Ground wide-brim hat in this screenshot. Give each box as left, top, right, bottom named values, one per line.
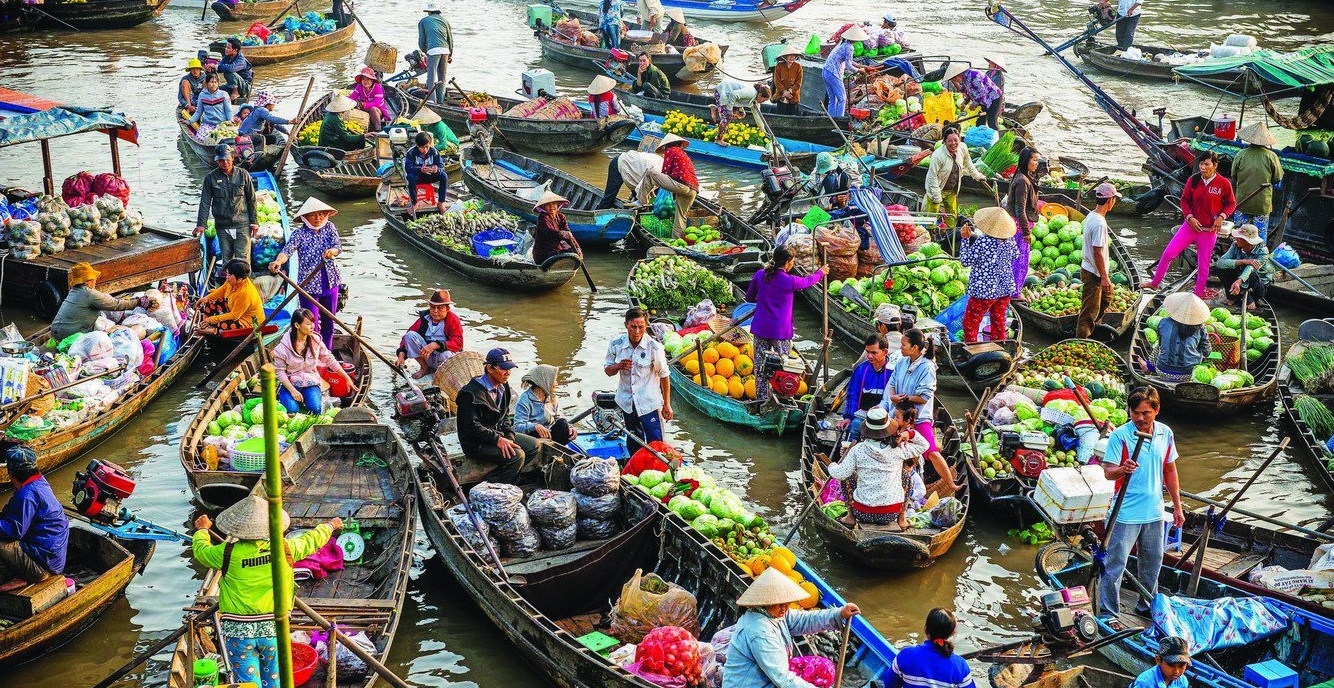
left=423, top=0, right=441, bottom=11
left=984, top=54, right=1007, bottom=72
left=69, top=261, right=101, bottom=287
left=413, top=106, right=441, bottom=125
left=813, top=151, right=837, bottom=174
left=186, top=58, right=203, bottom=70
left=943, top=62, right=969, bottom=81
left=841, top=25, right=869, bottom=42
left=1238, top=121, right=1277, bottom=147
left=588, top=75, right=617, bottom=95
left=325, top=93, right=357, bottom=113
left=216, top=495, right=289, bottom=540
left=533, top=189, right=569, bottom=211
left=778, top=45, right=802, bottom=59
left=882, top=12, right=896, bottom=25
left=974, top=206, right=1017, bottom=239
left=1229, top=223, right=1264, bottom=246
left=1163, top=291, right=1210, bottom=326
left=428, top=289, right=455, bottom=306
left=665, top=7, right=686, bottom=24
left=655, top=133, right=690, bottom=151
left=295, top=197, right=337, bottom=220
left=737, top=567, right=811, bottom=607
left=357, top=66, right=380, bottom=82
left=861, top=407, right=893, bottom=440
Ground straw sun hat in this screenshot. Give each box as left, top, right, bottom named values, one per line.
left=973, top=206, right=1017, bottom=239
left=532, top=189, right=569, bottom=211
left=587, top=75, right=617, bottom=95
left=325, top=93, right=357, bottom=113
left=860, top=407, right=894, bottom=440
left=841, top=25, right=869, bottom=42
left=943, top=62, right=969, bottom=81
left=1162, top=291, right=1211, bottom=326
left=216, top=495, right=290, bottom=540
left=295, top=197, right=337, bottom=220
left=413, top=106, right=441, bottom=125
left=655, top=133, right=690, bottom=151
left=778, top=45, right=802, bottom=59
left=1238, top=121, right=1277, bottom=147
left=736, top=567, right=811, bottom=607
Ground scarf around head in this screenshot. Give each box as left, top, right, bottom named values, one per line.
left=522, top=364, right=558, bottom=396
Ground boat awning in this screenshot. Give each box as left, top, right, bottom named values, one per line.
left=1191, top=134, right=1334, bottom=178
left=0, top=87, right=138, bottom=148
left=1174, top=46, right=1334, bottom=89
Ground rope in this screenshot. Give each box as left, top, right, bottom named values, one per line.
left=1263, top=84, right=1334, bottom=129
left=714, top=67, right=772, bottom=84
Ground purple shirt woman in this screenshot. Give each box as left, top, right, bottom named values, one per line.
left=270, top=197, right=343, bottom=349
left=744, top=245, right=825, bottom=402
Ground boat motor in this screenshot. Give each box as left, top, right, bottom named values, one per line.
left=999, top=430, right=1049, bottom=478
left=72, top=459, right=136, bottom=524
left=759, top=350, right=806, bottom=397
left=1037, top=587, right=1098, bottom=644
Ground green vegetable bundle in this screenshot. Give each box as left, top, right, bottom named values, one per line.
left=628, top=256, right=733, bottom=314
left=1287, top=344, right=1334, bottom=393
left=980, top=131, right=1019, bottom=177
left=1295, top=394, right=1334, bottom=440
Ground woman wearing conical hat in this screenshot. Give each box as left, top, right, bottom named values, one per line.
left=269, top=197, right=344, bottom=349
left=531, top=189, right=583, bottom=265
left=723, top=567, right=859, bottom=687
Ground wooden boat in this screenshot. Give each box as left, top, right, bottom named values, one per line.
left=895, top=160, right=1161, bottom=218
left=1037, top=545, right=1334, bottom=688
left=1012, top=227, right=1145, bottom=339
left=167, top=414, right=416, bottom=688
left=212, top=0, right=331, bottom=21
left=631, top=197, right=768, bottom=283
left=1074, top=41, right=1255, bottom=95
left=1276, top=331, right=1334, bottom=492
left=0, top=0, right=168, bottom=32
left=618, top=88, right=852, bottom=146
left=535, top=10, right=727, bottom=86
left=0, top=528, right=154, bottom=667
left=0, top=325, right=203, bottom=486
left=548, top=0, right=812, bottom=22
left=1127, top=292, right=1280, bottom=416
left=621, top=111, right=829, bottom=170
left=410, top=85, right=635, bottom=155
left=177, top=114, right=285, bottom=172
left=1269, top=263, right=1334, bottom=315
left=462, top=148, right=636, bottom=247
left=800, top=368, right=970, bottom=569
left=207, top=19, right=356, bottom=66
left=411, top=438, right=905, bottom=688
left=179, top=327, right=373, bottom=512
left=376, top=182, right=583, bottom=292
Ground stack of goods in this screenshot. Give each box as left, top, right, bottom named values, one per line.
left=406, top=200, right=521, bottom=254
left=470, top=482, right=542, bottom=558
left=196, top=120, right=241, bottom=146
left=61, top=171, right=131, bottom=208
left=1011, top=340, right=1128, bottom=400
left=447, top=503, right=498, bottom=554
left=829, top=242, right=969, bottom=319
left=606, top=569, right=709, bottom=683
left=526, top=489, right=578, bottom=550
left=1019, top=210, right=1137, bottom=316
left=571, top=456, right=623, bottom=539
left=298, top=113, right=366, bottom=146
left=967, top=385, right=1129, bottom=485
left=35, top=195, right=71, bottom=254
left=251, top=190, right=285, bottom=267
left=231, top=11, right=337, bottom=45
left=627, top=256, right=733, bottom=314
left=1287, top=344, right=1334, bottom=464
left=503, top=96, right=582, bottom=121
left=661, top=110, right=769, bottom=148
left=1208, top=34, right=1259, bottom=59
left=649, top=219, right=732, bottom=252
left=973, top=131, right=1021, bottom=179
left=91, top=196, right=127, bottom=242
left=66, top=204, right=101, bottom=249
left=673, top=336, right=773, bottom=401
left=6, top=216, right=41, bottom=260
left=1144, top=305, right=1274, bottom=384
left=200, top=372, right=343, bottom=469
left=551, top=16, right=598, bottom=47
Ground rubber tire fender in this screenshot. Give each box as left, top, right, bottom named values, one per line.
left=301, top=149, right=339, bottom=171
left=34, top=280, right=64, bottom=320
left=958, top=349, right=1012, bottom=384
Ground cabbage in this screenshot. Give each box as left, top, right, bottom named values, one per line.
left=668, top=495, right=693, bottom=514
left=691, top=514, right=719, bottom=537
left=217, top=410, right=242, bottom=429
left=1191, top=365, right=1216, bottom=384
left=1210, top=307, right=1229, bottom=321
left=649, top=482, right=673, bottom=499
left=207, top=421, right=222, bottom=436
left=920, top=242, right=942, bottom=258
left=1015, top=404, right=1039, bottom=421
left=709, top=493, right=745, bottom=520
left=692, top=487, right=718, bottom=507
left=223, top=425, right=249, bottom=440
left=679, top=500, right=707, bottom=520
left=716, top=517, right=737, bottom=534
left=1223, top=314, right=1242, bottom=329
left=929, top=265, right=953, bottom=285
left=942, top=280, right=966, bottom=298
left=1047, top=215, right=1068, bottom=230
left=673, top=465, right=717, bottom=489
left=638, top=470, right=667, bottom=488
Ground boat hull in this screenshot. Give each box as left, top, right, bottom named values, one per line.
left=208, top=20, right=355, bottom=65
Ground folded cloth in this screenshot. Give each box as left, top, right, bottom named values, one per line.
left=293, top=537, right=346, bottom=581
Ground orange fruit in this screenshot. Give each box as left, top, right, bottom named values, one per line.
left=797, top=379, right=809, bottom=396
left=767, top=554, right=794, bottom=575
left=710, top=377, right=730, bottom=396
left=717, top=341, right=739, bottom=360
left=702, top=347, right=720, bottom=364
left=770, top=546, right=797, bottom=571
left=747, top=556, right=769, bottom=577
left=740, top=342, right=754, bottom=359
left=798, top=581, right=820, bottom=609
left=744, top=378, right=757, bottom=400
left=680, top=351, right=700, bottom=368
left=692, top=373, right=703, bottom=386
left=715, top=358, right=735, bottom=378
left=727, top=378, right=745, bottom=399
left=703, top=361, right=716, bottom=379
left=784, top=570, right=805, bottom=584
left=683, top=358, right=700, bottom=376
left=735, top=355, right=754, bottom=376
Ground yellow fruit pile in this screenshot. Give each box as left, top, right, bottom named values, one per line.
left=679, top=340, right=757, bottom=400
left=747, top=547, right=820, bottom=609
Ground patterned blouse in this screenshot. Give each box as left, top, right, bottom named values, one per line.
left=281, top=221, right=342, bottom=294
left=960, top=234, right=1019, bottom=299
left=660, top=146, right=699, bottom=190
left=960, top=68, right=1002, bottom=108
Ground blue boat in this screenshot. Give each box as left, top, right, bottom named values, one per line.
left=199, top=171, right=294, bottom=342
left=461, top=148, right=635, bottom=247
left=794, top=558, right=899, bottom=681
left=547, top=0, right=812, bottom=22
left=623, top=112, right=831, bottom=170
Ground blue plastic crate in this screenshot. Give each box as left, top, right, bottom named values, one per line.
left=1243, top=660, right=1297, bottom=688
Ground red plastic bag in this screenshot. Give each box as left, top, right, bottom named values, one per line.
left=1041, top=387, right=1089, bottom=407
left=62, top=171, right=94, bottom=207
left=625, top=662, right=687, bottom=688
left=623, top=441, right=682, bottom=477
left=91, top=173, right=131, bottom=207
left=246, top=21, right=271, bottom=41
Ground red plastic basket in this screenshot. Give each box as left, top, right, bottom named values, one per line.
left=291, top=642, right=318, bottom=686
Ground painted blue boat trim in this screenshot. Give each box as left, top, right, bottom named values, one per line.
left=794, top=558, right=898, bottom=682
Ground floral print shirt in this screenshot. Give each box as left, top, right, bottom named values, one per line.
left=281, top=222, right=342, bottom=294
left=960, top=234, right=1018, bottom=299
left=960, top=68, right=1002, bottom=108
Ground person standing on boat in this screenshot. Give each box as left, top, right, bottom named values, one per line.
left=958, top=207, right=1019, bottom=343
left=180, top=58, right=206, bottom=115
left=925, top=127, right=987, bottom=229
left=587, top=75, right=622, bottom=119
left=198, top=260, right=266, bottom=335
left=269, top=197, right=344, bottom=349
left=887, top=609, right=977, bottom=688
left=318, top=94, right=366, bottom=152
left=458, top=348, right=540, bottom=484
left=771, top=45, right=804, bottom=115
left=632, top=52, right=672, bottom=98
left=822, top=25, right=869, bottom=118
left=1151, top=292, right=1210, bottom=377
left=195, top=145, right=258, bottom=269
left=724, top=567, right=859, bottom=688
left=217, top=38, right=254, bottom=102
left=1143, top=151, right=1236, bottom=298
left=656, top=134, right=699, bottom=233
left=597, top=0, right=625, bottom=50
left=1098, top=386, right=1184, bottom=618
left=1213, top=223, right=1271, bottom=306
left=877, top=329, right=958, bottom=488
left=395, top=289, right=463, bottom=377
left=192, top=496, right=340, bottom=688
left=1078, top=183, right=1121, bottom=339
left=419, top=2, right=454, bottom=104
left=349, top=67, right=389, bottom=132
left=596, top=150, right=672, bottom=208
left=0, top=445, right=68, bottom=585
left=1114, top=0, right=1142, bottom=52
left=272, top=308, right=356, bottom=414
left=827, top=407, right=928, bottom=529
left=745, top=246, right=826, bottom=404
left=636, top=0, right=663, bottom=32
left=711, top=81, right=769, bottom=147
left=51, top=263, right=149, bottom=341
left=514, top=364, right=577, bottom=445
left=838, top=334, right=896, bottom=440
left=662, top=8, right=695, bottom=48
left=531, top=190, right=583, bottom=265
left=944, top=61, right=1005, bottom=135
left=189, top=74, right=235, bottom=128
left=1230, top=121, right=1283, bottom=240
left=1131, top=637, right=1191, bottom=688
left=605, top=307, right=673, bottom=457
left=237, top=92, right=290, bottom=145
left=1005, top=147, right=1041, bottom=298
left=403, top=132, right=449, bottom=217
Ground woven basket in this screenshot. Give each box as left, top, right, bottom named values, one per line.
left=433, top=351, right=486, bottom=415
left=230, top=438, right=267, bottom=473
left=1209, top=333, right=1240, bottom=371
left=26, top=373, right=53, bottom=416
left=365, top=42, right=398, bottom=74
left=707, top=315, right=752, bottom=344
left=1040, top=406, right=1075, bottom=426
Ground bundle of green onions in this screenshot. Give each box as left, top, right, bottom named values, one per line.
left=977, top=131, right=1019, bottom=179
left=1285, top=344, right=1334, bottom=393
left=1294, top=394, right=1334, bottom=442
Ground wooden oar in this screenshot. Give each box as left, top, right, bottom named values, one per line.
left=418, top=430, right=510, bottom=577
left=293, top=597, right=411, bottom=688
left=832, top=617, right=853, bottom=688
left=91, top=603, right=219, bottom=688
left=1179, top=489, right=1334, bottom=541
left=273, top=76, right=314, bottom=177
left=784, top=423, right=847, bottom=546
left=264, top=0, right=304, bottom=27
left=0, top=365, right=127, bottom=416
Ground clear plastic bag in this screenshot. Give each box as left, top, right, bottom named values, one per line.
left=574, top=491, right=620, bottom=520
left=577, top=516, right=621, bottom=540
left=527, top=489, right=578, bottom=528
left=537, top=522, right=577, bottom=550
left=470, top=481, right=525, bottom=523
left=447, top=504, right=496, bottom=554
left=570, top=456, right=621, bottom=497
left=500, top=525, right=542, bottom=558
left=608, top=569, right=699, bottom=643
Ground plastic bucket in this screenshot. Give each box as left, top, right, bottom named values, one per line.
left=193, top=658, right=219, bottom=686
left=1212, top=114, right=1236, bottom=140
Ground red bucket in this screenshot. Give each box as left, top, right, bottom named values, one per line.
left=320, top=365, right=351, bottom=398
left=290, top=642, right=318, bottom=686
left=1212, top=114, right=1236, bottom=140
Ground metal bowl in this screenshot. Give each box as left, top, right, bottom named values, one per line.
left=1, top=341, right=33, bottom=356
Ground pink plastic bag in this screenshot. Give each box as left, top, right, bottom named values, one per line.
left=789, top=655, right=837, bottom=688
left=625, top=662, right=688, bottom=688
left=62, top=171, right=94, bottom=207
left=91, top=173, right=131, bottom=206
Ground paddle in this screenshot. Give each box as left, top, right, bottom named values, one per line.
left=838, top=282, right=873, bottom=313
left=1088, top=428, right=1152, bottom=613
left=785, top=422, right=847, bottom=546
left=201, top=0, right=209, bottom=21
left=91, top=603, right=220, bottom=688
left=293, top=598, right=411, bottom=688
left=577, top=256, right=598, bottom=293
left=1177, top=437, right=1290, bottom=596
left=0, top=365, right=127, bottom=417
left=273, top=75, right=315, bottom=177
left=265, top=0, right=304, bottom=28
left=1270, top=259, right=1325, bottom=300
left=832, top=617, right=853, bottom=688
left=1177, top=489, right=1333, bottom=540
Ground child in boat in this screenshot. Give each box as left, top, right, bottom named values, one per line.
left=826, top=407, right=928, bottom=528
left=1130, top=636, right=1191, bottom=688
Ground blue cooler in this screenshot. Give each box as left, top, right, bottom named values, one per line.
left=1243, top=661, right=1298, bottom=688
left=572, top=434, right=629, bottom=462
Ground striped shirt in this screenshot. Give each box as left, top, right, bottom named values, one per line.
left=887, top=642, right=976, bottom=688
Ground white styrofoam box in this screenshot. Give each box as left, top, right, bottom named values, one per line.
left=1035, top=466, right=1115, bottom=525
left=1080, top=464, right=1114, bottom=511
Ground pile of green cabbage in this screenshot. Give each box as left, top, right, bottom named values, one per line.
left=1145, top=306, right=1274, bottom=363
left=624, top=465, right=769, bottom=539
left=1189, top=364, right=1256, bottom=390
left=829, top=242, right=969, bottom=319
left=204, top=396, right=338, bottom=445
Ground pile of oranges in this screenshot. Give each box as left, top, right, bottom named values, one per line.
left=679, top=340, right=758, bottom=400
left=745, top=546, right=820, bottom=609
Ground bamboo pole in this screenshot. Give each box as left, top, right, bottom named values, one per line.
left=274, top=76, right=315, bottom=177
left=261, top=363, right=296, bottom=688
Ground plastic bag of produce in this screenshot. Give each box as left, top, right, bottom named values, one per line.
left=447, top=504, right=496, bottom=553
left=68, top=331, right=115, bottom=362
left=526, top=489, right=578, bottom=528
left=108, top=328, right=144, bottom=369
left=625, top=662, right=688, bottom=688
left=499, top=525, right=542, bottom=558
left=62, top=171, right=94, bottom=207
left=93, top=217, right=118, bottom=242
left=67, top=226, right=92, bottom=249
left=653, top=188, right=676, bottom=220
left=7, top=219, right=40, bottom=244
left=683, top=300, right=717, bottom=329
left=6, top=414, right=54, bottom=441
left=789, top=656, right=837, bottom=688
left=117, top=209, right=144, bottom=237
left=570, top=456, right=621, bottom=497
left=609, top=569, right=699, bottom=643
left=94, top=195, right=126, bottom=223
left=635, top=626, right=702, bottom=682
left=468, top=481, right=527, bottom=530
left=38, top=208, right=71, bottom=238
left=537, top=522, right=577, bottom=550
left=577, top=516, right=621, bottom=539
left=1272, top=242, right=1301, bottom=270
left=574, top=491, right=620, bottom=520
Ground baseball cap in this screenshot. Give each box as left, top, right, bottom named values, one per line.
left=5, top=444, right=38, bottom=474
left=485, top=348, right=518, bottom=370
left=1157, top=636, right=1190, bottom=664
left=1094, top=182, right=1123, bottom=199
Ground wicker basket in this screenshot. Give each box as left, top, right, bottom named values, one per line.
left=365, top=42, right=398, bottom=74
left=1209, top=333, right=1240, bottom=371
left=433, top=351, right=486, bottom=415
left=707, top=315, right=752, bottom=344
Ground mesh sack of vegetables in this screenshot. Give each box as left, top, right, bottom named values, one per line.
left=526, top=489, right=578, bottom=528
left=500, top=524, right=542, bottom=558
left=820, top=223, right=861, bottom=281
left=39, top=234, right=64, bottom=255
left=577, top=515, right=621, bottom=540
left=447, top=504, right=497, bottom=554
left=62, top=171, right=94, bottom=207
left=789, top=656, right=837, bottom=688
left=635, top=626, right=703, bottom=682
left=609, top=569, right=700, bottom=643
left=537, top=522, right=577, bottom=550
left=574, top=490, right=620, bottom=520
left=571, top=456, right=621, bottom=497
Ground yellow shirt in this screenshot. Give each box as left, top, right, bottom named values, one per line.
left=203, top=278, right=266, bottom=326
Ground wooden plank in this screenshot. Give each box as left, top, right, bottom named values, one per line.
left=1216, top=552, right=1267, bottom=579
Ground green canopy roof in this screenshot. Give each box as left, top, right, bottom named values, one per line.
left=1174, top=46, right=1334, bottom=89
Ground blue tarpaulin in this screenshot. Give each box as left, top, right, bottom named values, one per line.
left=1148, top=593, right=1290, bottom=654
left=0, top=106, right=137, bottom=148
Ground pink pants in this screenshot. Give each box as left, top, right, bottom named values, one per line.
left=1149, top=221, right=1219, bottom=297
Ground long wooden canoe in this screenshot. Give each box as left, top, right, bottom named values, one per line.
left=550, top=0, right=811, bottom=22
left=535, top=9, right=728, bottom=85
left=0, top=528, right=153, bottom=667
left=0, top=0, right=167, bottom=32
left=167, top=414, right=416, bottom=688
left=208, top=20, right=356, bottom=66
left=1074, top=41, right=1256, bottom=95
left=1277, top=334, right=1334, bottom=492
left=801, top=368, right=969, bottom=569
left=212, top=0, right=331, bottom=21
left=411, top=86, right=636, bottom=155
left=462, top=148, right=635, bottom=247
left=617, top=88, right=851, bottom=146
left=180, top=326, right=372, bottom=512
left=177, top=115, right=284, bottom=172
left=1269, top=263, right=1334, bottom=315
left=896, top=163, right=1162, bottom=218
left=1013, top=230, right=1144, bottom=339
left=1128, top=292, right=1280, bottom=416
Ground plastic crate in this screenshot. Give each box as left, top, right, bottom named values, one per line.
left=471, top=228, right=517, bottom=257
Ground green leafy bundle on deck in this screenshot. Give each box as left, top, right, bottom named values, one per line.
left=1287, top=344, right=1334, bottom=393
left=407, top=206, right=521, bottom=253
left=628, top=256, right=733, bottom=314
left=976, top=131, right=1019, bottom=178
left=1295, top=394, right=1334, bottom=442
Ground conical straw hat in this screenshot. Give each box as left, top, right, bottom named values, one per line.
left=974, top=206, right=1017, bottom=239
left=841, top=25, right=869, bottom=42
left=1238, top=121, right=1277, bottom=147
left=533, top=189, right=569, bottom=210
left=1162, top=291, right=1210, bottom=326
left=588, top=75, right=617, bottom=95
left=216, top=494, right=289, bottom=540
left=295, top=197, right=337, bottom=219
left=325, top=93, right=357, bottom=113
left=737, top=567, right=810, bottom=606
left=413, top=106, right=441, bottom=124
left=655, top=133, right=690, bottom=151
